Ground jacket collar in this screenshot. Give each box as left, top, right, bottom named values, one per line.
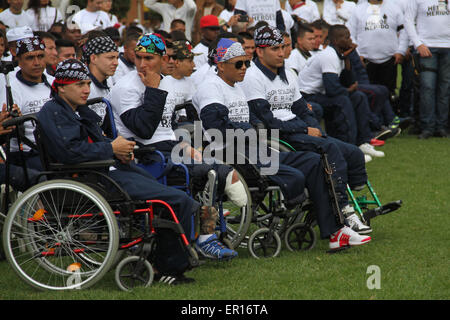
left=52, top=93, right=103, bottom=125
left=88, top=69, right=110, bottom=90
left=254, top=57, right=289, bottom=84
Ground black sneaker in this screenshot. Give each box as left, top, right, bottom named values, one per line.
left=155, top=273, right=196, bottom=285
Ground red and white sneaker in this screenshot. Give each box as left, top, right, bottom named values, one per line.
left=329, top=226, right=371, bottom=251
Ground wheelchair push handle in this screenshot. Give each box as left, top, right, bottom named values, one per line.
left=2, top=113, right=37, bottom=128
left=85, top=97, right=104, bottom=105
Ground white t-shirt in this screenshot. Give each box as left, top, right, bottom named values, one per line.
left=323, top=0, right=356, bottom=25
left=285, top=48, right=309, bottom=74
left=240, top=61, right=301, bottom=122
left=190, top=63, right=217, bottom=90
left=290, top=0, right=321, bottom=23
left=404, top=0, right=450, bottom=49
left=297, top=46, right=344, bottom=95
left=72, top=9, right=112, bottom=34
left=10, top=73, right=53, bottom=151
left=0, top=9, right=34, bottom=29
left=234, top=0, right=281, bottom=27
left=26, top=6, right=63, bottom=32
left=144, top=0, right=197, bottom=41
left=348, top=1, right=409, bottom=63
left=88, top=77, right=113, bottom=121
left=192, top=42, right=208, bottom=70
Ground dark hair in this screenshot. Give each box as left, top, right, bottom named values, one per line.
left=327, top=24, right=349, bottom=43
left=123, top=32, right=141, bottom=46
left=238, top=31, right=253, bottom=40
left=34, top=31, right=56, bottom=41
left=27, top=0, right=53, bottom=23
left=170, top=30, right=187, bottom=41
left=55, top=38, right=76, bottom=52
left=0, top=28, right=8, bottom=57
left=104, top=27, right=121, bottom=41
left=170, top=19, right=186, bottom=29
left=224, top=0, right=235, bottom=12
left=296, top=23, right=314, bottom=39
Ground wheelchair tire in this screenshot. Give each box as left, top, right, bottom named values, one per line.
left=2, top=180, right=119, bottom=290
left=248, top=228, right=281, bottom=259
left=115, top=255, right=154, bottom=292
left=284, top=222, right=317, bottom=252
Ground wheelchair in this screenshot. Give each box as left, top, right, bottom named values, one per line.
left=0, top=113, right=200, bottom=291
left=269, top=138, right=403, bottom=227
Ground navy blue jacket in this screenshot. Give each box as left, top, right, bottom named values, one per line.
left=37, top=95, right=114, bottom=164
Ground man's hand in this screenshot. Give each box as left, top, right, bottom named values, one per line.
left=343, top=43, right=357, bottom=57
left=394, top=53, right=404, bottom=64
left=111, top=135, right=136, bottom=163
left=307, top=127, right=322, bottom=137
left=417, top=44, right=432, bottom=58
left=0, top=103, right=20, bottom=135
left=347, top=82, right=358, bottom=93
left=138, top=69, right=161, bottom=88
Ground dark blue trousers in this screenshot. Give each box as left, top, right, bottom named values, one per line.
left=281, top=133, right=367, bottom=210
left=278, top=151, right=342, bottom=239
left=358, top=84, right=396, bottom=127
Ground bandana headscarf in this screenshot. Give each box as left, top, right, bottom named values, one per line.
left=52, top=59, right=90, bottom=92
left=254, top=25, right=284, bottom=48
left=214, top=38, right=246, bottom=64
left=82, top=36, right=118, bottom=63
left=16, top=36, right=45, bottom=56
left=172, top=40, right=201, bottom=59
left=135, top=33, right=166, bottom=56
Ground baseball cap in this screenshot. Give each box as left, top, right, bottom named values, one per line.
left=200, top=15, right=220, bottom=29
left=172, top=40, right=202, bottom=59
left=6, top=26, right=34, bottom=43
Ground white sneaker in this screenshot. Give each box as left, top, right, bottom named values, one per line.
left=364, top=154, right=372, bottom=163
left=346, top=213, right=372, bottom=234
left=359, top=143, right=385, bottom=158
left=329, top=226, right=371, bottom=250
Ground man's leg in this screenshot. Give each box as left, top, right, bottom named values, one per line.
left=436, top=48, right=450, bottom=135
left=418, top=50, right=439, bottom=136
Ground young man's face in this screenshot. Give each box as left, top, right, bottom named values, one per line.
left=312, top=28, right=323, bottom=50
left=91, top=51, right=119, bottom=77
left=59, top=80, right=91, bottom=108
left=217, top=56, right=250, bottom=84
left=171, top=22, right=186, bottom=34
left=161, top=47, right=176, bottom=75
left=18, top=50, right=46, bottom=81
left=257, top=44, right=285, bottom=70
left=7, top=0, right=24, bottom=12
left=242, top=38, right=255, bottom=59
left=175, top=57, right=195, bottom=77
left=123, top=40, right=137, bottom=64
left=201, top=27, right=220, bottom=42
left=297, top=31, right=315, bottom=52
left=42, top=38, right=58, bottom=66
left=135, top=51, right=164, bottom=75
left=65, top=28, right=82, bottom=44
left=57, top=46, right=76, bottom=63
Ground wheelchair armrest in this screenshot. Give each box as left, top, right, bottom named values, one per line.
left=48, top=159, right=116, bottom=171
left=2, top=113, right=38, bottom=128
left=133, top=145, right=157, bottom=158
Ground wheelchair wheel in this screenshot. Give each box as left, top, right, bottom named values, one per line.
left=2, top=180, right=119, bottom=290
left=284, top=222, right=317, bottom=252
left=248, top=228, right=281, bottom=259
left=221, top=170, right=253, bottom=249
left=115, top=255, right=154, bottom=292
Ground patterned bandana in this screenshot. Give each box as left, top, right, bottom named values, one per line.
left=82, top=36, right=118, bottom=63
left=135, top=33, right=166, bottom=56
left=214, top=38, right=246, bottom=64
left=254, top=25, right=284, bottom=48
left=172, top=40, right=201, bottom=59
left=16, top=36, right=46, bottom=56
left=52, top=59, right=90, bottom=92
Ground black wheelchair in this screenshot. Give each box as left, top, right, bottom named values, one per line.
left=0, top=114, right=199, bottom=291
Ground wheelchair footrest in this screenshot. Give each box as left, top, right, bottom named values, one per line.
left=326, top=245, right=351, bottom=254
left=362, top=200, right=402, bottom=221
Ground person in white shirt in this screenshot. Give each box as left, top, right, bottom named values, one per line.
left=0, top=0, right=34, bottom=30
left=82, top=35, right=118, bottom=132
left=288, top=0, right=321, bottom=23
left=34, top=31, right=58, bottom=78
left=323, top=0, right=356, bottom=26
left=110, top=34, right=242, bottom=261
left=404, top=0, right=450, bottom=139
left=71, top=0, right=113, bottom=35
left=101, top=0, right=119, bottom=27
left=298, top=24, right=385, bottom=160
left=9, top=36, right=53, bottom=170
left=111, top=32, right=140, bottom=85
left=55, top=38, right=76, bottom=63
left=192, top=15, right=220, bottom=69
left=26, top=0, right=64, bottom=32
left=348, top=0, right=408, bottom=99
left=144, top=0, right=197, bottom=41
left=285, top=23, right=316, bottom=75
left=234, top=0, right=286, bottom=31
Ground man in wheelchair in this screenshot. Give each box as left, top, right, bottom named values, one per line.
left=240, top=25, right=372, bottom=235
left=35, top=58, right=202, bottom=285
left=109, top=33, right=244, bottom=261
left=193, top=37, right=371, bottom=251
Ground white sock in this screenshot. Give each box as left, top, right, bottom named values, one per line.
left=224, top=171, right=248, bottom=208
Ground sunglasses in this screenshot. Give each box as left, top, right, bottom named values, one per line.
left=225, top=60, right=251, bottom=69
left=168, top=55, right=178, bottom=61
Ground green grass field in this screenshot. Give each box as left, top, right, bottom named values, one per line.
left=0, top=132, right=449, bottom=301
